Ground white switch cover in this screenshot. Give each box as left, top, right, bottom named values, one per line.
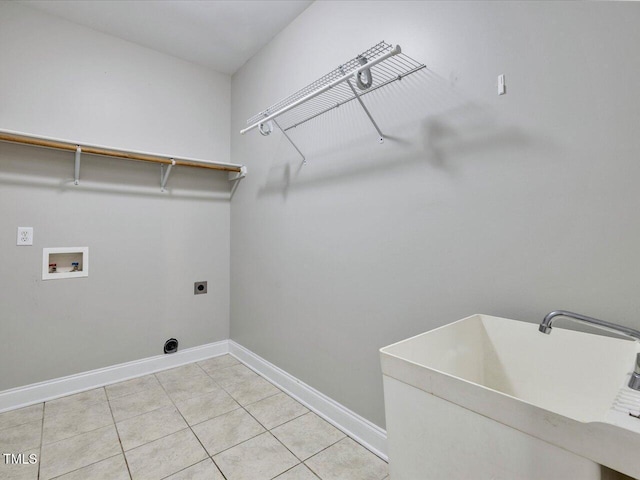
left=498, top=74, right=506, bottom=95
left=17, top=227, right=33, bottom=246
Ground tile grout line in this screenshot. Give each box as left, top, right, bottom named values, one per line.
left=272, top=461, right=322, bottom=480
left=188, top=357, right=300, bottom=477
left=40, top=407, right=341, bottom=479
left=0, top=407, right=43, bottom=433
left=7, top=357, right=247, bottom=479
left=202, top=362, right=282, bottom=406
left=236, top=393, right=346, bottom=478
left=40, top=388, right=126, bottom=479
left=301, top=436, right=349, bottom=469
left=37, top=403, right=44, bottom=480
left=239, top=401, right=307, bottom=471
left=43, top=391, right=110, bottom=418
left=227, top=350, right=389, bottom=464
left=29, top=356, right=382, bottom=480
left=260, top=409, right=311, bottom=433
left=199, top=361, right=325, bottom=480
left=302, top=437, right=388, bottom=480
left=108, top=385, right=174, bottom=424
left=156, top=458, right=220, bottom=480
left=198, top=359, right=282, bottom=465
left=38, top=398, right=119, bottom=448
left=222, top=358, right=388, bottom=477
left=107, top=374, right=212, bottom=425
left=38, top=418, right=116, bottom=449
left=154, top=366, right=230, bottom=480
left=47, top=454, right=122, bottom=480
left=200, top=358, right=368, bottom=480
left=40, top=402, right=115, bottom=447
left=264, top=431, right=308, bottom=480
left=105, top=386, right=134, bottom=480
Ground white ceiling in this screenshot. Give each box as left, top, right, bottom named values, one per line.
left=21, top=0, right=314, bottom=75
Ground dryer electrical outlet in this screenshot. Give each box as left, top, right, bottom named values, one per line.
left=194, top=281, right=207, bottom=295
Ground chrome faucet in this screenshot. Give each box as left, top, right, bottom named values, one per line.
left=540, top=310, right=640, bottom=391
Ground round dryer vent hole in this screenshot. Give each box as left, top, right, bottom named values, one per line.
left=164, top=338, right=178, bottom=354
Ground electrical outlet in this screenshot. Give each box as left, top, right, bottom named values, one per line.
left=17, top=227, right=33, bottom=246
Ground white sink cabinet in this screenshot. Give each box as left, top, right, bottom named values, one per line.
left=380, top=315, right=640, bottom=480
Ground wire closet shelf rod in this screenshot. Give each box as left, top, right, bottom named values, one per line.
left=242, top=41, right=425, bottom=135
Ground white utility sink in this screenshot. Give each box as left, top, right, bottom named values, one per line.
left=381, top=315, right=640, bottom=480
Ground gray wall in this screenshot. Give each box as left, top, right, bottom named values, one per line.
left=0, top=3, right=231, bottom=390
left=230, top=1, right=640, bottom=428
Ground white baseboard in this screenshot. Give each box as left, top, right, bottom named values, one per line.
left=0, top=338, right=388, bottom=461
left=0, top=340, right=229, bottom=414
left=229, top=340, right=388, bottom=461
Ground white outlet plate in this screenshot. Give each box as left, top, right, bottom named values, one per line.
left=17, top=227, right=33, bottom=246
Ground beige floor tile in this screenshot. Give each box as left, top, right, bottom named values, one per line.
left=52, top=454, right=129, bottom=480
left=43, top=401, right=113, bottom=444
left=39, top=425, right=121, bottom=480
left=272, top=412, right=345, bottom=461
left=207, top=364, right=258, bottom=388
left=198, top=355, right=239, bottom=374
left=125, top=428, right=207, bottom=480
left=0, top=420, right=42, bottom=453
left=45, top=389, right=107, bottom=417
left=275, top=464, right=320, bottom=480
left=224, top=376, right=280, bottom=406
left=213, top=432, right=298, bottom=480
left=161, top=374, right=220, bottom=403
left=108, top=384, right=172, bottom=422
left=0, top=404, right=43, bottom=431
left=106, top=374, right=160, bottom=400
left=155, top=364, right=205, bottom=385
left=174, top=388, right=240, bottom=426
left=164, top=459, right=225, bottom=480
left=116, top=405, right=187, bottom=451
left=245, top=392, right=308, bottom=430
left=0, top=449, right=39, bottom=480
left=192, top=408, right=265, bottom=456
left=304, top=437, right=388, bottom=480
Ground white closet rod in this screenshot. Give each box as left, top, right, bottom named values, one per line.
left=240, top=44, right=402, bottom=135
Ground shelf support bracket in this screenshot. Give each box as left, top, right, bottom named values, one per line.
left=74, top=146, right=81, bottom=185
left=160, top=159, right=175, bottom=192
left=273, top=119, right=306, bottom=165
left=341, top=66, right=385, bottom=144
left=228, top=165, right=247, bottom=181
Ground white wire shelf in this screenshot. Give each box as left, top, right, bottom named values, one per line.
left=241, top=41, right=425, bottom=161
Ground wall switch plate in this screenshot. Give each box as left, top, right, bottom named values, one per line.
left=498, top=74, right=506, bottom=95
left=194, top=281, right=207, bottom=295
left=17, top=227, right=33, bottom=246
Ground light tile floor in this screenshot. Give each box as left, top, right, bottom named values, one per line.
left=0, top=355, right=388, bottom=480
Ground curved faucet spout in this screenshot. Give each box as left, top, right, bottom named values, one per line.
left=540, top=310, right=640, bottom=391
left=539, top=310, right=640, bottom=341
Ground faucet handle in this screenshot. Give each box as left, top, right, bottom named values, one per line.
left=630, top=354, right=640, bottom=390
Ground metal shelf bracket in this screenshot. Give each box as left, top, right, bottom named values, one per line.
left=228, top=165, right=247, bottom=181
left=273, top=119, right=306, bottom=165
left=340, top=65, right=385, bottom=144
left=160, top=159, right=175, bottom=192
left=74, top=146, right=81, bottom=185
